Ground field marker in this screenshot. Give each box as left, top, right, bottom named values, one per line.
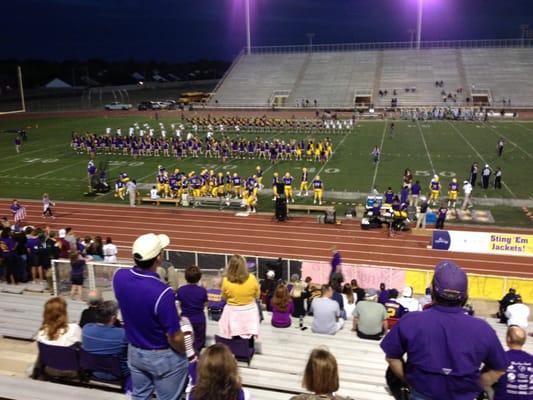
left=34, top=159, right=87, bottom=178
left=415, top=121, right=436, bottom=175
left=369, top=121, right=388, bottom=191
left=447, top=122, right=516, bottom=198
left=0, top=162, right=36, bottom=174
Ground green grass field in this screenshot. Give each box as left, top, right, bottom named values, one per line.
left=1, top=115, right=533, bottom=226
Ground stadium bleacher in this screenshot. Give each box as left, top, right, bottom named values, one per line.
left=1, top=291, right=532, bottom=399
left=209, top=45, right=533, bottom=108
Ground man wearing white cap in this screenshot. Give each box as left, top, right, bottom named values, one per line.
left=396, top=287, right=422, bottom=312
left=481, top=164, right=492, bottom=189
left=113, top=233, right=187, bottom=400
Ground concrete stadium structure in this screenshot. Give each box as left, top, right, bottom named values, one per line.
left=209, top=40, right=533, bottom=109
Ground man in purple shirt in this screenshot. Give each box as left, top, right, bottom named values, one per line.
left=329, top=246, right=342, bottom=282
left=381, top=260, right=508, bottom=400
left=113, top=233, right=187, bottom=400
left=410, top=181, right=421, bottom=207
left=494, top=326, right=533, bottom=400
left=435, top=204, right=448, bottom=230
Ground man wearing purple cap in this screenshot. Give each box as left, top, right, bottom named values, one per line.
left=381, top=260, right=509, bottom=400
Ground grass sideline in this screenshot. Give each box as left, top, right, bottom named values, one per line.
left=0, top=115, right=532, bottom=227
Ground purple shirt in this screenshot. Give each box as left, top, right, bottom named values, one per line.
left=331, top=252, right=342, bottom=275
left=411, top=183, right=421, bottom=196
left=271, top=301, right=294, bottom=328
left=207, top=288, right=226, bottom=310
left=0, top=237, right=16, bottom=257
left=381, top=305, right=508, bottom=400
left=494, top=349, right=533, bottom=400
left=113, top=267, right=181, bottom=349
left=378, top=290, right=390, bottom=304
left=400, top=188, right=409, bottom=204
left=71, top=259, right=85, bottom=278
left=26, top=237, right=41, bottom=254
left=177, top=284, right=208, bottom=324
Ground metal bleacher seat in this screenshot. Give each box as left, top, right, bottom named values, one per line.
left=0, top=374, right=127, bottom=400
left=462, top=48, right=533, bottom=106
left=210, top=45, right=533, bottom=108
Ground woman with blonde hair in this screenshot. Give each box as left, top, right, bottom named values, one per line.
left=188, top=343, right=250, bottom=400
left=218, top=254, right=260, bottom=341
left=290, top=348, right=352, bottom=400
left=271, top=283, right=294, bottom=328
left=288, top=273, right=307, bottom=318
left=36, top=297, right=81, bottom=346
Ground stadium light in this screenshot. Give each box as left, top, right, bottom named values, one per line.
left=416, top=0, right=423, bottom=50
left=245, top=0, right=251, bottom=54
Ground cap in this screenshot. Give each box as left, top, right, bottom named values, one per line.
left=132, top=233, right=170, bottom=262
left=402, top=287, right=413, bottom=298
left=58, top=228, right=66, bottom=238
left=266, top=270, right=275, bottom=279
left=432, top=260, right=468, bottom=301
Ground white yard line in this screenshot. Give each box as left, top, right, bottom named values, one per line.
left=416, top=120, right=436, bottom=175
left=505, top=123, right=533, bottom=159
left=369, top=121, right=388, bottom=191
left=447, top=122, right=516, bottom=198
left=2, top=144, right=65, bottom=162
left=34, top=159, right=87, bottom=178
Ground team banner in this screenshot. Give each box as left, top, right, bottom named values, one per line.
left=432, top=230, right=533, bottom=257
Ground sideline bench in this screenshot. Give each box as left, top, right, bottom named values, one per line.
left=288, top=204, right=335, bottom=214
left=140, top=197, right=180, bottom=206
left=190, top=196, right=243, bottom=210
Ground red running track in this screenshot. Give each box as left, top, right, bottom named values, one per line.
left=2, top=200, right=533, bottom=278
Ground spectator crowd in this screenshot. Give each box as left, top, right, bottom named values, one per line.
left=25, top=230, right=532, bottom=400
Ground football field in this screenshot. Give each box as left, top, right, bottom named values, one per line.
left=1, top=115, right=533, bottom=214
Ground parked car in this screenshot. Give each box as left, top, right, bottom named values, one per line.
left=160, top=100, right=177, bottom=110
left=138, top=101, right=161, bottom=111
left=104, top=102, right=132, bottom=111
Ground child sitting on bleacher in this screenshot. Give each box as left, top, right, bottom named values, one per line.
left=177, top=266, right=208, bottom=354
left=207, top=275, right=226, bottom=322
left=271, top=284, right=294, bottom=328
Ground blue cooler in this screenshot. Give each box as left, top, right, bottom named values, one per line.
left=425, top=212, right=437, bottom=224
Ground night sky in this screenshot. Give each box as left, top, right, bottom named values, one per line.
left=3, top=0, right=533, bottom=62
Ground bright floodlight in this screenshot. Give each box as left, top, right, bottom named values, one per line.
left=416, top=0, right=423, bottom=49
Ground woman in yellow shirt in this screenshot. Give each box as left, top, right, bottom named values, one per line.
left=222, top=255, right=260, bottom=306
left=218, top=255, right=261, bottom=340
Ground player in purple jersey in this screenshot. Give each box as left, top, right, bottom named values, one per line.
left=447, top=178, right=459, bottom=209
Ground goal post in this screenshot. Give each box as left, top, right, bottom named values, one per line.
left=0, top=66, right=26, bottom=115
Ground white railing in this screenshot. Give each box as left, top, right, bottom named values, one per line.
left=249, top=38, right=533, bottom=54
left=51, top=248, right=533, bottom=303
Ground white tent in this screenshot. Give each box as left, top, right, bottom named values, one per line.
left=44, top=78, right=72, bottom=89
